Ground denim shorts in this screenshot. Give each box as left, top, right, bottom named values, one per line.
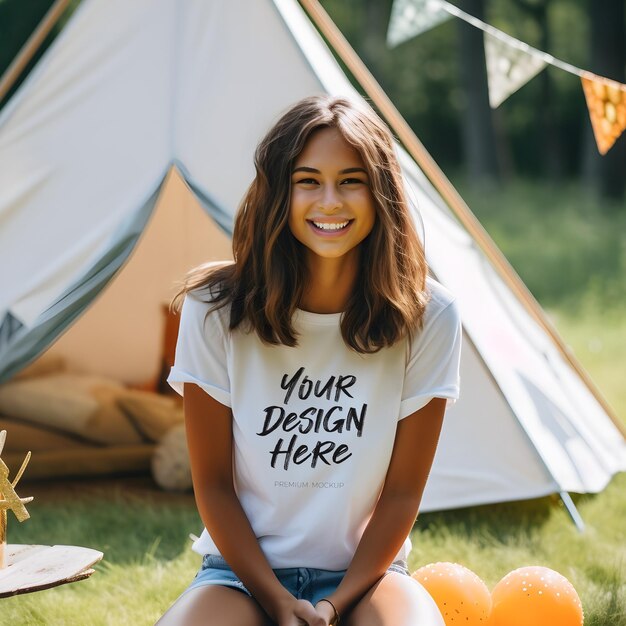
left=185, top=554, right=410, bottom=606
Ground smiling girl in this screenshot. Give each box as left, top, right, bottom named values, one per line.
left=157, top=95, right=461, bottom=626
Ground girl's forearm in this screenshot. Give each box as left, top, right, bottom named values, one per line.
left=322, top=400, right=447, bottom=617
left=195, top=486, right=293, bottom=620
left=324, top=492, right=421, bottom=616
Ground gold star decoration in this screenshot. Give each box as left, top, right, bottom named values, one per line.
left=0, top=430, right=34, bottom=569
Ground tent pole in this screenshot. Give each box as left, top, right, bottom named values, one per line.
left=0, top=0, right=71, bottom=103
left=298, top=0, right=625, bottom=439
left=559, top=492, right=585, bottom=533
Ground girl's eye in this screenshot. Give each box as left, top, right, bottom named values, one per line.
left=293, top=177, right=367, bottom=186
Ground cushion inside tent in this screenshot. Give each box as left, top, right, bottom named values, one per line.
left=0, top=168, right=232, bottom=483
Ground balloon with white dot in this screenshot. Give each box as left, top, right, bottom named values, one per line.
left=490, top=565, right=584, bottom=626
left=412, top=562, right=492, bottom=624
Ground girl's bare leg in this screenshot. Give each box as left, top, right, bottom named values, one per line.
left=345, top=572, right=445, bottom=626
left=156, top=585, right=273, bottom=626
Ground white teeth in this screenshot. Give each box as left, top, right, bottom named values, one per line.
left=312, top=221, right=349, bottom=231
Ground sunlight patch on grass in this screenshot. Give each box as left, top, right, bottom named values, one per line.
left=548, top=308, right=626, bottom=426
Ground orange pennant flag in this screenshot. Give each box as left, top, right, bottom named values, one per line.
left=581, top=74, right=626, bottom=155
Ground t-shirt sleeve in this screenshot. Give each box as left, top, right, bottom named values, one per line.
left=166, top=294, right=231, bottom=407
left=399, top=298, right=462, bottom=420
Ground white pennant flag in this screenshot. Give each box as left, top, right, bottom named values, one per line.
left=387, top=0, right=451, bottom=48
left=484, top=32, right=547, bottom=108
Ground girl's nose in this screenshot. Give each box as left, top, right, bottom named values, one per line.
left=319, top=186, right=342, bottom=211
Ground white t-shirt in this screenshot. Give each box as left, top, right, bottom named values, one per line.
left=168, top=275, right=462, bottom=570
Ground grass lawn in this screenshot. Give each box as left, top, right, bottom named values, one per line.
left=550, top=309, right=626, bottom=428
left=2, top=178, right=625, bottom=624
left=3, top=471, right=625, bottom=625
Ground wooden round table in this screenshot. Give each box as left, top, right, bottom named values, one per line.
left=0, top=544, right=103, bottom=598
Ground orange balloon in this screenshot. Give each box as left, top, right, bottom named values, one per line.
left=412, top=562, right=492, bottom=625
left=490, top=566, right=584, bottom=626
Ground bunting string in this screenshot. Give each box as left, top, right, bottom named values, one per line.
left=387, top=0, right=626, bottom=154
left=436, top=0, right=583, bottom=77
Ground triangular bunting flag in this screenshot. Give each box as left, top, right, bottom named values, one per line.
left=581, top=75, right=626, bottom=155
left=484, top=32, right=547, bottom=108
left=387, top=0, right=451, bottom=48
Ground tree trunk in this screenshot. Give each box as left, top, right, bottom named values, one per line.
left=362, top=0, right=392, bottom=60
left=511, top=0, right=563, bottom=180
left=582, top=0, right=625, bottom=202
left=457, top=0, right=501, bottom=185
left=535, top=3, right=564, bottom=180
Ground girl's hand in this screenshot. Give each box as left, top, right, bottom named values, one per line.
left=275, top=597, right=327, bottom=626
left=314, top=599, right=336, bottom=625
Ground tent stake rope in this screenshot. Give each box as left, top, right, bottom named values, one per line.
left=0, top=0, right=71, bottom=103
left=298, top=0, right=624, bottom=438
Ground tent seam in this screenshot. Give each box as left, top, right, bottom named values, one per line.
left=169, top=0, right=182, bottom=161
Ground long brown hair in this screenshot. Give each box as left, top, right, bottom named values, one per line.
left=172, top=95, right=429, bottom=353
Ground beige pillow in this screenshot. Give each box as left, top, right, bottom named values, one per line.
left=0, top=416, right=89, bottom=451
left=13, top=354, right=67, bottom=381
left=116, top=390, right=183, bottom=442
left=0, top=373, right=143, bottom=445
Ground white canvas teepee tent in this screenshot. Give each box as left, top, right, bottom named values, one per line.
left=0, top=0, right=623, bottom=522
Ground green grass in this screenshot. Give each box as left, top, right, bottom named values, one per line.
left=2, top=484, right=203, bottom=625
left=410, top=473, right=626, bottom=625
left=549, top=309, right=626, bottom=426
left=3, top=474, right=625, bottom=625
left=3, top=178, right=625, bottom=624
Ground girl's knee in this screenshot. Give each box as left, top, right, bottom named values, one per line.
left=346, top=572, right=445, bottom=626
left=404, top=577, right=446, bottom=625
left=156, top=585, right=270, bottom=626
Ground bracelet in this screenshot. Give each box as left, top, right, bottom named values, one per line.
left=319, top=598, right=340, bottom=625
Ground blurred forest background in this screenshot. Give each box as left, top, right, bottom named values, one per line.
left=1, top=0, right=625, bottom=399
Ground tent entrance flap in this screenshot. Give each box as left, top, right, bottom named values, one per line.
left=0, top=178, right=167, bottom=384
left=173, top=161, right=234, bottom=238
